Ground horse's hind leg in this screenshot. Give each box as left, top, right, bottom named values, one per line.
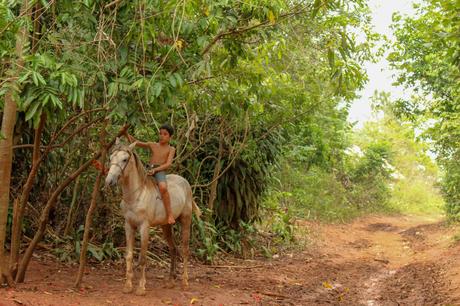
left=162, top=224, right=177, bottom=287
left=180, top=215, right=191, bottom=289
left=135, top=222, right=149, bottom=296
left=123, top=222, right=135, bottom=294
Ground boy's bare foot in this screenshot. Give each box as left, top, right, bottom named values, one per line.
left=167, top=215, right=175, bottom=224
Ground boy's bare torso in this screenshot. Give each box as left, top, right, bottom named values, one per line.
left=149, top=143, right=172, bottom=165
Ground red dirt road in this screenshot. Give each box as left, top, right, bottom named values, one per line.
left=1, top=214, right=460, bottom=305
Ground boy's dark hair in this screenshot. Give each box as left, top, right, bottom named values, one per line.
left=160, top=123, right=174, bottom=136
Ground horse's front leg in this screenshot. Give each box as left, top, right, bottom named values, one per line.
left=123, top=222, right=135, bottom=294
left=135, top=222, right=149, bottom=296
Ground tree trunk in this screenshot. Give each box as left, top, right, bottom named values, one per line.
left=75, top=124, right=108, bottom=287
left=0, top=0, right=31, bottom=286
left=10, top=113, right=46, bottom=279
left=207, top=122, right=225, bottom=212
left=63, top=176, right=81, bottom=236
left=15, top=125, right=129, bottom=283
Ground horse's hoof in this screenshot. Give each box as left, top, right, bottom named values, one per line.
left=135, top=287, right=146, bottom=296
left=122, top=285, right=133, bottom=294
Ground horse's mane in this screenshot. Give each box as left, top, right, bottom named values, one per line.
left=132, top=151, right=147, bottom=177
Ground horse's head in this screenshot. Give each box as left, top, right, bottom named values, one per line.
left=105, top=138, right=136, bottom=187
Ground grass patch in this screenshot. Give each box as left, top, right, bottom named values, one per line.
left=388, top=178, right=444, bottom=216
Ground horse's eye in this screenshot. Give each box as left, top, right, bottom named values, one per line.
left=123, top=158, right=128, bottom=162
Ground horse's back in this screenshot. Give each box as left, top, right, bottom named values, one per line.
left=166, top=174, right=193, bottom=215
left=166, top=174, right=190, bottom=186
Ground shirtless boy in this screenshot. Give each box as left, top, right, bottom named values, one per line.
left=124, top=124, right=176, bottom=224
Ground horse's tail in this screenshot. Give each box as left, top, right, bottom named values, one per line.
left=192, top=201, right=202, bottom=219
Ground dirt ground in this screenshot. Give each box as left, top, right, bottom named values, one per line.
left=1, top=214, right=460, bottom=306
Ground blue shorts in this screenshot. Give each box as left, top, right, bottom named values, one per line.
left=153, top=170, right=167, bottom=182
left=149, top=164, right=167, bottom=182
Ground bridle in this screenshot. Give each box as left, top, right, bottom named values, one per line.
left=108, top=148, right=150, bottom=204
left=109, top=148, right=133, bottom=179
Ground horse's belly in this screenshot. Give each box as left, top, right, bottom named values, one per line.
left=123, top=207, right=147, bottom=226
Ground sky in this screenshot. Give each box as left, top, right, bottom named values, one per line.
left=347, top=0, right=419, bottom=128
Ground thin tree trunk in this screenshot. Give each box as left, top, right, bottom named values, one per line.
left=0, top=0, right=31, bottom=286
left=207, top=122, right=225, bottom=212
left=15, top=125, right=129, bottom=283
left=75, top=124, right=108, bottom=287
left=31, top=2, right=42, bottom=53
left=10, top=113, right=46, bottom=279
left=63, top=176, right=81, bottom=236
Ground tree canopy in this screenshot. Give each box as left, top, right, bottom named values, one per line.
left=388, top=0, right=460, bottom=219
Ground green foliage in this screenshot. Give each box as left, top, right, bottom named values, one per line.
left=442, top=160, right=460, bottom=221
left=260, top=191, right=295, bottom=242
left=264, top=92, right=444, bottom=224
left=214, top=127, right=283, bottom=226
left=388, top=0, right=460, bottom=219
left=266, top=155, right=391, bottom=224
left=355, top=92, right=444, bottom=216
left=192, top=215, right=258, bottom=263
left=345, top=142, right=393, bottom=210
left=349, top=142, right=392, bottom=180
left=52, top=226, right=122, bottom=262
left=390, top=178, right=443, bottom=216
left=193, top=216, right=221, bottom=263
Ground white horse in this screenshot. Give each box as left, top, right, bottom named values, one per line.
left=105, top=139, right=201, bottom=295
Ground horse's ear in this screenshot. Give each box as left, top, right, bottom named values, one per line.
left=115, top=137, right=120, bottom=145
left=128, top=141, right=137, bottom=150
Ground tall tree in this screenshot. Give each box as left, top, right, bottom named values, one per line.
left=0, top=0, right=31, bottom=284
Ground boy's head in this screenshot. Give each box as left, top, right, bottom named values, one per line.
left=159, top=123, right=174, bottom=144
left=159, top=123, right=174, bottom=137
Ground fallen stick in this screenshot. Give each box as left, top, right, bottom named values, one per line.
left=211, top=265, right=266, bottom=269
left=259, top=291, right=291, bottom=299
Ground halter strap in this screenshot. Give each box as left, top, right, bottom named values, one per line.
left=110, top=149, right=133, bottom=177
left=109, top=148, right=149, bottom=205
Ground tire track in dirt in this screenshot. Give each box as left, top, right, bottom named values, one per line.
left=349, top=216, right=458, bottom=306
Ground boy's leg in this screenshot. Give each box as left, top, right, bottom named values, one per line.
left=158, top=181, right=175, bottom=224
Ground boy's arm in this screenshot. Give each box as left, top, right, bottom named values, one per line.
left=151, top=147, right=176, bottom=173
left=124, top=132, right=151, bottom=149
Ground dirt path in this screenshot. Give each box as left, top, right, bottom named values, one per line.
left=1, top=214, right=460, bottom=305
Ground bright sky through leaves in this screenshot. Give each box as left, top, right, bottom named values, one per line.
left=348, top=0, right=419, bottom=128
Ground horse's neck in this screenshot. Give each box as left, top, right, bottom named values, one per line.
left=121, top=159, right=145, bottom=203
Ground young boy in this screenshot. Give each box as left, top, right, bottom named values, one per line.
left=124, top=124, right=176, bottom=224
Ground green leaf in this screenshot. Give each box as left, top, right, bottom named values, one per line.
left=327, top=48, right=335, bottom=68
left=25, top=102, right=41, bottom=121
left=108, top=82, right=118, bottom=97
left=153, top=82, right=163, bottom=97
left=18, top=71, right=31, bottom=83
left=312, top=0, right=321, bottom=17
left=174, top=73, right=184, bottom=87
left=78, top=89, right=85, bottom=108
left=50, top=94, right=63, bottom=109
left=169, top=74, right=177, bottom=87
left=32, top=71, right=46, bottom=86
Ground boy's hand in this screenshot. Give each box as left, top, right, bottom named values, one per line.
left=147, top=168, right=156, bottom=176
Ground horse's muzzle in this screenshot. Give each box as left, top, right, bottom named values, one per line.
left=105, top=175, right=117, bottom=187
